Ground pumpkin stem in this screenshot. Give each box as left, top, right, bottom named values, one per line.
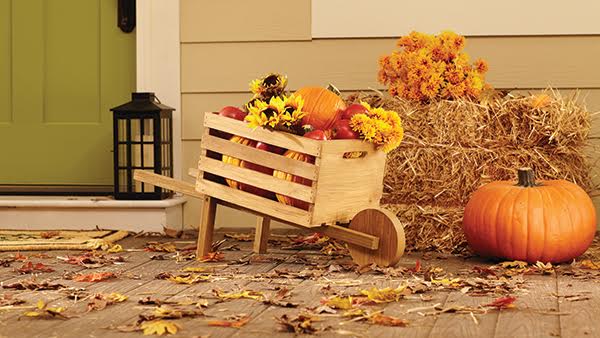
left=517, top=167, right=537, bottom=187
left=326, top=83, right=342, bottom=97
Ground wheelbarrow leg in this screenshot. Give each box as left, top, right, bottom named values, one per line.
left=253, top=216, right=271, bottom=254
left=197, top=196, right=217, bottom=258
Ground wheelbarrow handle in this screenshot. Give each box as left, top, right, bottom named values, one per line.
left=133, top=170, right=204, bottom=199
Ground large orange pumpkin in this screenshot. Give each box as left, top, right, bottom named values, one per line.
left=272, top=150, right=314, bottom=210
left=463, top=168, right=596, bottom=263
left=295, top=87, right=346, bottom=131
left=222, top=136, right=273, bottom=198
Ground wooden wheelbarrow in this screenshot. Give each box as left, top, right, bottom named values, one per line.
left=134, top=113, right=406, bottom=267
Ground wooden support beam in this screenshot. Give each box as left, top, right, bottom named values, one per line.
left=253, top=216, right=271, bottom=254
left=133, top=170, right=203, bottom=199
left=197, top=196, right=217, bottom=257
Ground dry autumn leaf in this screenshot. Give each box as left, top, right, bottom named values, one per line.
left=16, top=262, right=55, bottom=274
left=224, top=233, right=252, bottom=242
left=73, top=271, right=117, bottom=282
left=182, top=266, right=209, bottom=273
left=321, top=296, right=353, bottom=310
left=208, top=315, right=251, bottom=328
left=368, top=313, right=409, bottom=327
left=107, top=244, right=124, bottom=253
left=3, top=279, right=65, bottom=291
left=484, top=296, right=517, bottom=309
left=214, top=289, right=263, bottom=301
left=360, top=286, right=407, bottom=303
left=500, top=260, right=528, bottom=269
left=276, top=314, right=319, bottom=334
left=140, top=320, right=180, bottom=336
left=579, top=260, right=600, bottom=270
left=168, top=274, right=211, bottom=285
left=144, top=242, right=177, bottom=253
left=23, top=300, right=67, bottom=319
left=198, top=251, right=224, bottom=262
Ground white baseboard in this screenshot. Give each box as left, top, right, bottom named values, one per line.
left=0, top=196, right=187, bottom=233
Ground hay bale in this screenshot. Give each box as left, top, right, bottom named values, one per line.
left=383, top=204, right=467, bottom=253
left=348, top=90, right=597, bottom=252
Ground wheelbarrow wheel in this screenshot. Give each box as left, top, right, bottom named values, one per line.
left=347, top=208, right=405, bottom=267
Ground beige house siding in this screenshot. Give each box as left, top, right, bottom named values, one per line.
left=179, top=0, right=600, bottom=230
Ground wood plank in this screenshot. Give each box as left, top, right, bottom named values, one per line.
left=181, top=37, right=600, bottom=93
left=196, top=179, right=313, bottom=227
left=317, top=223, right=379, bottom=250
left=180, top=0, right=311, bottom=43
left=133, top=170, right=203, bottom=199
left=312, top=1, right=600, bottom=38
left=204, top=113, right=322, bottom=156
left=427, top=292, right=498, bottom=338
left=202, top=134, right=319, bottom=180
left=557, top=275, right=600, bottom=337
left=493, top=275, right=560, bottom=338
left=311, top=150, right=386, bottom=225
left=199, top=156, right=315, bottom=203
left=253, top=216, right=271, bottom=254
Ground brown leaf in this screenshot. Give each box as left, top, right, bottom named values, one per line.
left=139, top=306, right=204, bottom=321
left=57, top=252, right=125, bottom=269
left=208, top=315, right=251, bottom=328
left=3, top=278, right=65, bottom=291
left=22, top=300, right=68, bottom=319
left=224, top=233, right=253, bottom=242
left=40, top=231, right=60, bottom=239
left=73, top=272, right=117, bottom=282
left=369, top=313, right=409, bottom=327
left=144, top=242, right=177, bottom=253
left=0, top=293, right=25, bottom=307
left=16, top=262, right=55, bottom=274
left=87, top=293, right=128, bottom=312
left=276, top=314, right=319, bottom=334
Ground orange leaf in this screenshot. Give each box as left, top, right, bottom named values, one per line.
left=208, top=315, right=250, bottom=328
left=199, top=252, right=224, bottom=262
left=369, top=313, right=409, bottom=327
left=73, top=272, right=117, bottom=282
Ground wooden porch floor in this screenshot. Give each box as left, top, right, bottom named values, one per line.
left=1, top=228, right=599, bottom=338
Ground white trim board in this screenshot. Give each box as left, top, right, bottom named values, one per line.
left=312, top=0, right=600, bottom=38
left=136, top=0, right=182, bottom=179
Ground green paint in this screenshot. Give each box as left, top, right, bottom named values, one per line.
left=0, top=0, right=135, bottom=185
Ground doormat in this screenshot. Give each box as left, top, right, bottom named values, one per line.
left=0, top=230, right=129, bottom=251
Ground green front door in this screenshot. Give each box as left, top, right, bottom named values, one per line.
left=0, top=0, right=135, bottom=187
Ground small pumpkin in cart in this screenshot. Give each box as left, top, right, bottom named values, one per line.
left=221, top=136, right=274, bottom=199
left=295, top=86, right=346, bottom=131
left=272, top=130, right=326, bottom=210
left=463, top=168, right=596, bottom=263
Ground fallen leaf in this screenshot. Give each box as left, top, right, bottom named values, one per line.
left=40, top=231, right=60, bottom=239
left=430, top=278, right=461, bottom=287
left=14, top=253, right=27, bottom=260
left=22, top=300, right=68, bottom=319
left=208, top=315, right=251, bottom=328
left=578, top=260, right=600, bottom=270
left=57, top=252, right=125, bottom=269
left=144, top=242, right=177, bottom=253
left=3, top=279, right=65, bottom=291
left=0, top=293, right=25, bottom=307
left=213, top=289, right=263, bottom=301
left=321, top=296, right=353, bottom=310
left=500, top=260, right=528, bottom=269
left=140, top=320, right=179, bottom=336
left=73, top=272, right=117, bottom=282
left=224, top=233, right=252, bottom=242
left=483, top=296, right=517, bottom=309
left=107, top=244, right=124, bottom=253
left=276, top=314, right=319, bottom=334
left=198, top=252, right=224, bottom=263
left=182, top=267, right=209, bottom=273
left=360, top=286, right=407, bottom=303
left=139, top=306, right=205, bottom=321
left=87, top=293, right=128, bottom=312
left=168, top=274, right=211, bottom=285
left=368, top=313, right=409, bottom=327
left=16, top=262, right=55, bottom=274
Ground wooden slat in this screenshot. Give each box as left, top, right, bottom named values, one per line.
left=181, top=37, right=600, bottom=92
left=196, top=178, right=313, bottom=226
left=198, top=156, right=315, bottom=203
left=312, top=1, right=600, bottom=38
left=557, top=275, right=600, bottom=337
left=204, top=113, right=322, bottom=156
left=202, top=134, right=318, bottom=180
left=320, top=138, right=378, bottom=155
left=180, top=0, right=311, bottom=43
left=133, top=170, right=203, bottom=199
left=317, top=223, right=379, bottom=250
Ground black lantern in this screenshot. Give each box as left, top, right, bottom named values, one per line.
left=111, top=92, right=174, bottom=200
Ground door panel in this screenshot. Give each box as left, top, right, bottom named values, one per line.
left=0, top=0, right=135, bottom=186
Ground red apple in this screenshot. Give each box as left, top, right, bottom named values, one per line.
left=332, top=119, right=360, bottom=139
left=218, top=106, right=247, bottom=121
left=255, top=141, right=286, bottom=155
left=303, top=130, right=328, bottom=141
left=341, top=103, right=368, bottom=120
